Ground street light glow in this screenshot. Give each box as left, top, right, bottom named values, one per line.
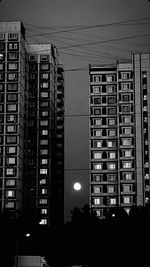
left=73, top=182, right=82, bottom=191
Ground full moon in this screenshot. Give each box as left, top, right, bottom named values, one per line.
left=73, top=182, right=82, bottom=191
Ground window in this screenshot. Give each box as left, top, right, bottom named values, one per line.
left=40, top=63, right=49, bottom=70
left=122, top=162, right=132, bottom=169
left=122, top=138, right=132, bottom=146
left=107, top=186, right=116, bottom=193
left=40, top=139, right=48, bottom=145
left=93, top=140, right=102, bottom=148
left=6, top=115, right=17, bottom=123
left=108, top=96, right=116, bottom=104
left=0, top=42, right=5, bottom=51
left=40, top=82, right=49, bottom=89
left=107, top=129, right=116, bottom=137
left=6, top=125, right=17, bottom=133
left=5, top=179, right=16, bottom=187
left=122, top=127, right=131, bottom=135
left=7, top=73, right=18, bottom=81
left=92, top=86, right=102, bottom=94
left=0, top=84, right=4, bottom=92
left=108, top=152, right=116, bottom=159
left=8, top=42, right=19, bottom=50
left=122, top=94, right=131, bottom=102
left=108, top=118, right=116, bottom=126
left=0, top=33, right=5, bottom=41
left=93, top=152, right=102, bottom=159
left=40, top=55, right=49, bottom=61
left=122, top=105, right=131, bottom=113
left=39, top=179, right=47, bottom=185
left=6, top=146, right=17, bottom=154
left=121, top=116, right=131, bottom=124
left=41, top=130, right=48, bottom=136
left=107, top=107, right=116, bottom=115
left=0, top=63, right=4, bottom=70
left=40, top=92, right=49, bottom=98
left=93, top=174, right=103, bottom=182
left=40, top=159, right=48, bottom=165
left=109, top=198, right=117, bottom=205
left=40, top=73, right=49, bottom=80
left=8, top=33, right=18, bottom=40
left=93, top=97, right=101, bottom=104
left=6, top=168, right=16, bottom=176
left=39, top=219, right=48, bottom=225
left=106, top=75, right=115, bottom=83
left=40, top=149, right=48, bottom=155
left=6, top=190, right=15, bottom=198
left=29, top=55, right=37, bottom=61
left=107, top=140, right=116, bottom=148
left=123, top=150, right=132, bottom=158
left=93, top=186, right=102, bottom=194
left=7, top=83, right=18, bottom=91
left=92, top=75, right=102, bottom=83
left=7, top=94, right=18, bottom=102
left=40, top=120, right=48, bottom=126
left=93, top=108, right=101, bottom=115
left=106, top=85, right=116, bottom=93
left=94, top=119, right=102, bottom=126
left=121, top=72, right=131, bottom=80
left=7, top=104, right=17, bottom=112
left=39, top=199, right=48, bottom=205
left=41, top=209, right=48, bottom=214
left=5, top=201, right=15, bottom=209
left=6, top=136, right=17, bottom=144
left=40, top=169, right=48, bottom=175
left=6, top=157, right=16, bottom=165
left=93, top=130, right=102, bottom=137
left=123, top=184, right=132, bottom=193
left=0, top=53, right=5, bottom=61
left=7, top=52, right=19, bottom=61
left=93, top=163, right=102, bottom=170
left=7, top=63, right=18, bottom=70
left=41, top=111, right=49, bottom=117
left=0, top=73, right=5, bottom=81
left=121, top=83, right=131, bottom=90
left=108, top=163, right=116, bottom=170
left=94, top=198, right=102, bottom=205
left=123, top=196, right=132, bottom=204
left=107, top=174, right=117, bottom=182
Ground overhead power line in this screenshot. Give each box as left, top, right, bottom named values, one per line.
left=25, top=16, right=150, bottom=37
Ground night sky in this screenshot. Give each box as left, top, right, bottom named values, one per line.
left=0, top=0, right=150, bottom=222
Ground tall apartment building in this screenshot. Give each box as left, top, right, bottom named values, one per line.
left=0, top=21, right=64, bottom=227
left=89, top=54, right=150, bottom=218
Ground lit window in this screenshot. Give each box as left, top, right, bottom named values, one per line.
left=108, top=163, right=116, bottom=170
left=41, top=159, right=48, bottom=165
left=123, top=197, right=131, bottom=204
left=94, top=198, right=102, bottom=205
left=122, top=127, right=131, bottom=135
left=6, top=146, right=16, bottom=154
left=5, top=201, right=15, bottom=208
left=6, top=190, right=15, bottom=198
left=39, top=219, right=47, bottom=225
left=6, top=168, right=15, bottom=175
left=93, top=152, right=102, bottom=159
left=121, top=72, right=131, bottom=80
left=123, top=162, right=132, bottom=169
left=40, top=120, right=48, bottom=126
left=93, top=186, right=102, bottom=194
left=108, top=129, right=116, bottom=137
left=123, top=173, right=133, bottom=181
left=40, top=64, right=49, bottom=70
left=40, top=73, right=49, bottom=80
left=107, top=174, right=116, bottom=182
left=41, top=189, right=48, bottom=195
left=121, top=83, right=131, bottom=90
left=93, top=163, right=102, bottom=170
left=123, top=185, right=132, bottom=193
left=94, top=130, right=102, bottom=137
left=122, top=116, right=131, bottom=124
left=40, top=149, right=48, bottom=155
left=6, top=157, right=16, bottom=165
left=6, top=125, right=17, bottom=133
left=106, top=85, right=116, bottom=93
left=40, top=169, right=48, bottom=175
left=6, top=115, right=17, bottom=123
left=123, top=150, right=132, bottom=157
left=94, top=119, right=102, bottom=126
left=39, top=179, right=47, bottom=185
left=5, top=179, right=15, bottom=186
left=41, top=209, right=48, bottom=214
left=110, top=198, right=117, bottom=205
left=109, top=152, right=116, bottom=159
left=8, top=43, right=18, bottom=50
left=41, top=130, right=48, bottom=136
left=40, top=82, right=49, bottom=89
left=107, top=141, right=116, bottom=148
left=40, top=139, right=48, bottom=145
left=39, top=199, right=48, bottom=204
